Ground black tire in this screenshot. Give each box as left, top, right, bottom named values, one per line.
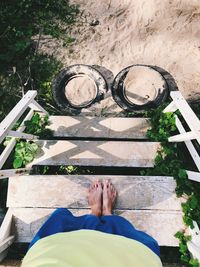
left=111, top=64, right=169, bottom=111
left=52, top=64, right=108, bottom=114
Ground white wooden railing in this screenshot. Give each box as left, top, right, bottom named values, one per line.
left=163, top=91, right=200, bottom=262
left=0, top=89, right=200, bottom=262
left=0, top=90, right=48, bottom=178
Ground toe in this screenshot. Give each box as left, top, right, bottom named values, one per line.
left=88, top=183, right=93, bottom=192
left=103, top=180, right=107, bottom=189
left=94, top=180, right=99, bottom=188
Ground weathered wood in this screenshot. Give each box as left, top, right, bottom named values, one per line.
left=0, top=109, right=34, bottom=169
left=187, top=242, right=200, bottom=263
left=0, top=91, right=37, bottom=144
left=167, top=91, right=200, bottom=144
left=0, top=209, right=13, bottom=242
left=48, top=116, right=150, bottom=139
left=0, top=209, right=14, bottom=263
left=7, top=175, right=183, bottom=210
left=29, top=100, right=48, bottom=115
left=187, top=222, right=200, bottom=262
left=187, top=171, right=200, bottom=183
left=11, top=208, right=183, bottom=246
left=163, top=101, right=177, bottom=113
left=0, top=168, right=31, bottom=180
left=175, top=116, right=200, bottom=172
left=0, top=236, right=15, bottom=254
left=169, top=131, right=197, bottom=143
left=0, top=250, right=9, bottom=263
left=6, top=130, right=38, bottom=141
left=0, top=259, right=22, bottom=266
left=28, top=140, right=160, bottom=167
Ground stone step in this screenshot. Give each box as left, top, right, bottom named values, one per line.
left=7, top=175, right=182, bottom=210
left=11, top=208, right=183, bottom=246
left=29, top=140, right=160, bottom=167
left=48, top=116, right=150, bottom=139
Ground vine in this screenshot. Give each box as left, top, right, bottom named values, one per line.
left=142, top=104, right=200, bottom=267
left=3, top=112, right=53, bottom=169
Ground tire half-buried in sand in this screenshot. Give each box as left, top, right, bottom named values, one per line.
left=112, top=65, right=169, bottom=112
left=52, top=64, right=108, bottom=114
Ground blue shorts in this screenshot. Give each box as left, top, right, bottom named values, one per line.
left=29, top=208, right=160, bottom=256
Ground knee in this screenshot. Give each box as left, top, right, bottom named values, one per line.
left=49, top=208, right=72, bottom=220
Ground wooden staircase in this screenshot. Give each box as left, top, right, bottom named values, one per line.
left=0, top=112, right=184, bottom=265
left=5, top=116, right=183, bottom=245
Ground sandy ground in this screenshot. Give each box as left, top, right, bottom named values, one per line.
left=38, top=0, right=200, bottom=104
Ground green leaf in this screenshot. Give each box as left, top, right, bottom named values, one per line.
left=189, top=258, right=200, bottom=267
left=32, top=113, right=40, bottom=123
left=178, top=169, right=187, bottom=179
left=30, top=143, right=38, bottom=152
left=24, top=154, right=33, bottom=163
left=13, top=157, right=23, bottom=168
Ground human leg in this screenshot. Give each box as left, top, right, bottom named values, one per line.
left=100, top=180, right=160, bottom=256
left=29, top=180, right=103, bottom=248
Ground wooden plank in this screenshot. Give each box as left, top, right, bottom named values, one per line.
left=175, top=116, right=200, bottom=172
left=29, top=100, right=48, bottom=115
left=0, top=259, right=21, bottom=266
left=0, top=168, right=31, bottom=179
left=187, top=171, right=200, bottom=183
left=7, top=130, right=38, bottom=140
left=163, top=101, right=178, bottom=113
left=0, top=91, right=37, bottom=144
left=7, top=175, right=183, bottom=211
left=0, top=109, right=34, bottom=169
left=187, top=241, right=200, bottom=262
left=170, top=91, right=200, bottom=144
left=48, top=116, right=150, bottom=139
left=0, top=250, right=9, bottom=263
left=11, top=208, right=183, bottom=246
left=187, top=221, right=200, bottom=261
left=28, top=140, right=160, bottom=167
left=0, top=209, right=14, bottom=263
left=0, top=209, right=13, bottom=241
left=169, top=131, right=196, bottom=142
left=0, top=236, right=14, bottom=254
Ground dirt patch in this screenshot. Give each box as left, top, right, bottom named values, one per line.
left=37, top=0, right=200, bottom=106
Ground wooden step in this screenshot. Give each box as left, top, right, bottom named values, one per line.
left=29, top=140, right=160, bottom=167
left=48, top=116, right=150, bottom=139
left=11, top=208, right=183, bottom=246
left=7, top=175, right=182, bottom=210
left=0, top=259, right=183, bottom=267
left=0, top=259, right=21, bottom=266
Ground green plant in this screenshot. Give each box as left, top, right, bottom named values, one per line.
left=0, top=0, right=79, bottom=70
left=59, top=165, right=78, bottom=174
left=142, top=104, right=200, bottom=266
left=0, top=0, right=79, bottom=121
left=63, top=36, right=76, bottom=47
left=175, top=231, right=200, bottom=267
left=13, top=141, right=38, bottom=168
left=24, top=112, right=53, bottom=138
left=12, top=112, right=53, bottom=168
left=146, top=105, right=177, bottom=142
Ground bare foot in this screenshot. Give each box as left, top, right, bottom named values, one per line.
left=88, top=180, right=102, bottom=216
left=102, top=180, right=117, bottom=215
